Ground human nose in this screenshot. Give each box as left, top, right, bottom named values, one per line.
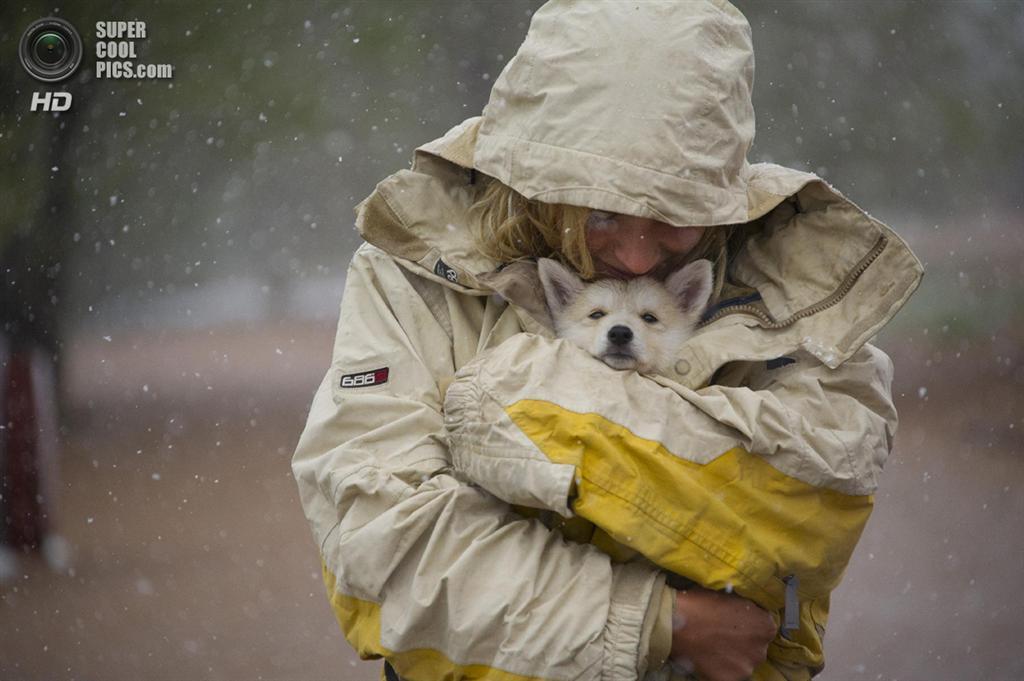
left=614, top=231, right=663, bottom=275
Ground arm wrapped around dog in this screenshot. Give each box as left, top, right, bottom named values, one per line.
left=293, top=246, right=673, bottom=681
left=444, top=332, right=898, bottom=679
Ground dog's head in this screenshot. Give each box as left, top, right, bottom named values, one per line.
left=538, top=258, right=714, bottom=374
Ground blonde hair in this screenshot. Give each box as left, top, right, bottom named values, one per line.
left=471, top=177, right=734, bottom=300
left=471, top=177, right=596, bottom=277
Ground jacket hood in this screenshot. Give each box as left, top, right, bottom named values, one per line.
left=474, top=0, right=756, bottom=227
left=353, top=0, right=924, bottom=371
left=354, top=0, right=799, bottom=284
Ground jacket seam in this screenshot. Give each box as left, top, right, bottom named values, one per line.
left=376, top=183, right=411, bottom=231
left=532, top=186, right=678, bottom=225
left=778, top=402, right=820, bottom=483
left=329, top=462, right=382, bottom=508
left=319, top=520, right=341, bottom=556
left=328, top=455, right=452, bottom=507
left=449, top=438, right=547, bottom=461
left=824, top=420, right=862, bottom=489
left=483, top=130, right=747, bottom=193
left=770, top=363, right=877, bottom=491
left=475, top=377, right=779, bottom=596
left=327, top=455, right=451, bottom=549
left=400, top=268, right=455, bottom=342
left=580, top=461, right=781, bottom=602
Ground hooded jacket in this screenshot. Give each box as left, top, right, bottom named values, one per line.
left=292, top=2, right=923, bottom=680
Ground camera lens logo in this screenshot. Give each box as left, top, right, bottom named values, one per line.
left=19, top=17, right=83, bottom=83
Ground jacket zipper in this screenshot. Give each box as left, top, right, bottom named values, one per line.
left=699, top=234, right=889, bottom=329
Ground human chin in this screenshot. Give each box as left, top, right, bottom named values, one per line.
left=591, top=260, right=630, bottom=279
left=591, top=258, right=650, bottom=280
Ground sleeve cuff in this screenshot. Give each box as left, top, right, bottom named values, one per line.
left=603, top=561, right=663, bottom=681
left=643, top=581, right=675, bottom=675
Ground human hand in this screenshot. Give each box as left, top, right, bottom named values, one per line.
left=668, top=586, right=776, bottom=681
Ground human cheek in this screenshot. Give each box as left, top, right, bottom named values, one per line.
left=585, top=229, right=608, bottom=252
left=585, top=223, right=622, bottom=261
left=665, top=227, right=705, bottom=255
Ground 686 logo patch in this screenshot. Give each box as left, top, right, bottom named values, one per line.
left=340, top=367, right=390, bottom=388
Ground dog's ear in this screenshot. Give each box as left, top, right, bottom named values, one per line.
left=537, top=258, right=584, bottom=315
left=665, top=259, right=714, bottom=315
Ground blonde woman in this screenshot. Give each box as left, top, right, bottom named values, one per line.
left=292, top=2, right=922, bottom=680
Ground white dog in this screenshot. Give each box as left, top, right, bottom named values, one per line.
left=537, top=258, right=713, bottom=376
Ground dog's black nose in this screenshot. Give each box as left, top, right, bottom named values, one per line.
left=607, top=325, right=633, bottom=346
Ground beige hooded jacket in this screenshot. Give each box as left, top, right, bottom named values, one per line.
left=292, top=2, right=923, bottom=680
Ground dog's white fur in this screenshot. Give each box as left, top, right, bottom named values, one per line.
left=538, top=258, right=714, bottom=376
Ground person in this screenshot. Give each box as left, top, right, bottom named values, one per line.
left=292, top=2, right=923, bottom=680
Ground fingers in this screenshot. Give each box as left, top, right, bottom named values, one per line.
left=670, top=588, right=776, bottom=681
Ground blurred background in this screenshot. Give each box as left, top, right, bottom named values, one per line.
left=1, top=1, right=1021, bottom=679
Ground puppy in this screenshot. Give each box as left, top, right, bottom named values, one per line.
left=537, top=258, right=713, bottom=376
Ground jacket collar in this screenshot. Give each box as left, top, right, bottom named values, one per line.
left=355, top=119, right=922, bottom=374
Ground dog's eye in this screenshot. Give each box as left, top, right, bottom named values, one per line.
left=641, top=313, right=659, bottom=324
left=588, top=310, right=606, bottom=320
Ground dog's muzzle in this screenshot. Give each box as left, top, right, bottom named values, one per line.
left=601, top=325, right=637, bottom=369
left=607, top=325, right=633, bottom=346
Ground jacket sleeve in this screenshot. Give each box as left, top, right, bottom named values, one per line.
left=291, top=245, right=667, bottom=681
left=444, top=333, right=899, bottom=679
